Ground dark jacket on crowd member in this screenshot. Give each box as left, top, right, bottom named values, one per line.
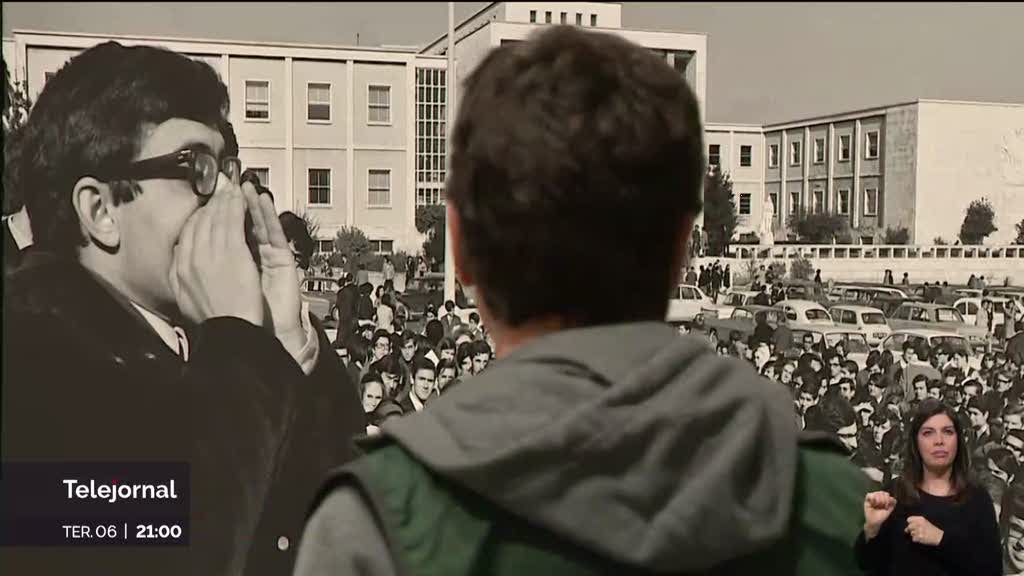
left=335, top=280, right=360, bottom=338
left=2, top=252, right=366, bottom=576
left=773, top=322, right=794, bottom=352
left=296, top=324, right=868, bottom=576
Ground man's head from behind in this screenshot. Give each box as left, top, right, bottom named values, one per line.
left=18, top=41, right=230, bottom=317
left=446, top=27, right=703, bottom=330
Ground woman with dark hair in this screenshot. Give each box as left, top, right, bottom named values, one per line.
left=855, top=398, right=1001, bottom=575
left=435, top=337, right=456, bottom=364
left=424, top=318, right=445, bottom=349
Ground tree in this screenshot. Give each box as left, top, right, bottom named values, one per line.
left=299, top=212, right=320, bottom=244
left=933, top=236, right=948, bottom=246
left=787, top=207, right=848, bottom=244
left=415, top=204, right=445, bottom=235
left=702, top=166, right=738, bottom=256
left=1014, top=219, right=1024, bottom=245
left=790, top=257, right=814, bottom=281
left=959, top=198, right=998, bottom=245
left=882, top=226, right=910, bottom=245
left=422, top=208, right=445, bottom=266
left=333, top=226, right=372, bottom=273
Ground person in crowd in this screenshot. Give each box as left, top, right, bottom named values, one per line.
left=398, top=355, right=436, bottom=414
left=435, top=358, right=459, bottom=395
left=382, top=255, right=395, bottom=284
left=439, top=299, right=462, bottom=337
left=471, top=339, right=493, bottom=374
left=901, top=272, right=910, bottom=286
left=856, top=398, right=1002, bottom=576
left=814, top=269, right=822, bottom=285
left=3, top=41, right=366, bottom=575
left=1000, top=482, right=1024, bottom=575
left=360, top=371, right=385, bottom=417
left=296, top=26, right=867, bottom=576
left=455, top=340, right=475, bottom=379
left=751, top=310, right=774, bottom=347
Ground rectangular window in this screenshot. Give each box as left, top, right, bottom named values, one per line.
left=865, top=131, right=880, bottom=159
left=790, top=141, right=802, bottom=166
left=739, top=193, right=752, bottom=215
left=864, top=188, right=879, bottom=216
left=316, top=240, right=334, bottom=254
left=768, top=144, right=779, bottom=168
left=789, top=191, right=800, bottom=215
left=245, top=80, right=270, bottom=120
left=591, top=14, right=598, bottom=26
left=529, top=10, right=537, bottom=23
left=576, top=13, right=583, bottom=25
left=770, top=193, right=779, bottom=218
left=740, top=145, right=752, bottom=167
left=545, top=11, right=552, bottom=23
left=307, top=82, right=331, bottom=122
left=814, top=137, right=825, bottom=164
left=249, top=167, right=270, bottom=188
left=708, top=144, right=721, bottom=167
left=813, top=189, right=824, bottom=213
left=308, top=169, right=331, bottom=205
left=368, top=85, right=391, bottom=125
left=368, top=169, right=391, bottom=207
left=838, top=188, right=850, bottom=215
left=838, top=134, right=851, bottom=161
left=560, top=12, right=567, bottom=24
left=369, top=240, right=394, bottom=255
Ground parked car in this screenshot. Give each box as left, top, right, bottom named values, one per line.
left=777, top=280, right=831, bottom=307
left=788, top=326, right=871, bottom=370
left=302, top=276, right=341, bottom=321
left=878, top=329, right=981, bottom=368
left=887, top=302, right=988, bottom=344
left=953, top=297, right=1010, bottom=327
left=702, top=289, right=760, bottom=319
left=774, top=299, right=834, bottom=326
left=666, top=284, right=714, bottom=324
left=695, top=305, right=781, bottom=344
left=828, top=304, right=892, bottom=346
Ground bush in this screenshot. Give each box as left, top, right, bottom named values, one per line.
left=959, top=198, right=997, bottom=245
left=333, top=226, right=373, bottom=274
left=883, top=226, right=910, bottom=245
left=1014, top=219, right=1024, bottom=245
left=703, top=167, right=738, bottom=256
left=933, top=236, right=948, bottom=246
left=790, top=257, right=814, bottom=281
left=787, top=208, right=848, bottom=244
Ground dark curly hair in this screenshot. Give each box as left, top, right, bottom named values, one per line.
left=447, top=26, right=704, bottom=327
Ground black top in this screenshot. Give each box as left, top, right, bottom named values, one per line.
left=855, top=483, right=1001, bottom=576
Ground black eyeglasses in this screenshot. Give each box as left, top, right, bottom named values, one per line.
left=102, top=148, right=241, bottom=197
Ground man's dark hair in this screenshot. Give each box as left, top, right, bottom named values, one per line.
left=471, top=339, right=492, bottom=358
left=469, top=312, right=481, bottom=324
left=279, top=211, right=314, bottom=270
left=444, top=300, right=456, bottom=312
left=447, top=27, right=703, bottom=327
left=17, top=41, right=229, bottom=255
left=411, top=355, right=436, bottom=377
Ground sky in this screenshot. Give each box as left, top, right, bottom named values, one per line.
left=4, top=2, right=1023, bottom=124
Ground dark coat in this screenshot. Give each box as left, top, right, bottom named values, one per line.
left=335, top=283, right=360, bottom=337
left=2, top=252, right=365, bottom=576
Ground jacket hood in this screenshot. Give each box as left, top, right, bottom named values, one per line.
left=376, top=322, right=799, bottom=573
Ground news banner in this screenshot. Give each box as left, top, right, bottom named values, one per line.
left=0, top=462, right=189, bottom=546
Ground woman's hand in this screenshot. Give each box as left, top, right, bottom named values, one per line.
left=864, top=491, right=897, bottom=541
left=905, top=515, right=944, bottom=546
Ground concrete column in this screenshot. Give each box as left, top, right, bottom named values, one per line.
left=827, top=123, right=835, bottom=215
left=803, top=126, right=810, bottom=212
left=284, top=57, right=294, bottom=212
left=853, top=119, right=862, bottom=229
left=780, top=131, right=788, bottom=234
left=346, top=60, right=355, bottom=227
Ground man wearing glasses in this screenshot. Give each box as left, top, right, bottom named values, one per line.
left=2, top=42, right=364, bottom=575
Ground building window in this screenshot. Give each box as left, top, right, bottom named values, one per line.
left=864, top=188, right=879, bottom=216
left=308, top=169, right=331, bottom=205
left=838, top=188, right=850, bottom=215
left=529, top=10, right=537, bottom=23
left=814, top=137, right=825, bottom=164
left=545, top=11, right=552, bottom=23
left=769, top=192, right=779, bottom=218
left=865, top=131, right=880, bottom=159
left=248, top=167, right=270, bottom=188
left=708, top=144, right=721, bottom=168
left=245, top=80, right=270, bottom=120
left=739, top=193, right=752, bottom=215
left=416, top=68, right=447, bottom=205
left=368, top=169, right=391, bottom=207
left=368, top=85, right=391, bottom=125
left=591, top=14, right=598, bottom=26
left=789, top=191, right=800, bottom=215
left=838, top=134, right=851, bottom=161
left=369, top=240, right=394, bottom=255
left=560, top=11, right=567, bottom=24
left=307, top=82, right=331, bottom=122
left=740, top=145, right=752, bottom=167
left=812, top=189, right=824, bottom=213
left=576, top=12, right=583, bottom=25
left=768, top=144, right=779, bottom=168
left=316, top=240, right=335, bottom=254
left=790, top=141, right=802, bottom=166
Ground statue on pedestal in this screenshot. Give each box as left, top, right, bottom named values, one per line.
left=760, top=193, right=775, bottom=246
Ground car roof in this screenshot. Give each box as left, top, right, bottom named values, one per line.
left=791, top=325, right=864, bottom=335
left=890, top=328, right=963, bottom=338
left=776, top=299, right=827, bottom=309
left=829, top=305, right=885, bottom=314
left=900, top=302, right=955, bottom=310
left=737, top=305, right=778, bottom=313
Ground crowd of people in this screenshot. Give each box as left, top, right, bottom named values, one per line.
left=696, top=305, right=1024, bottom=573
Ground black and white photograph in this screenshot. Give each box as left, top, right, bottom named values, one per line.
left=2, top=2, right=1023, bottom=575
